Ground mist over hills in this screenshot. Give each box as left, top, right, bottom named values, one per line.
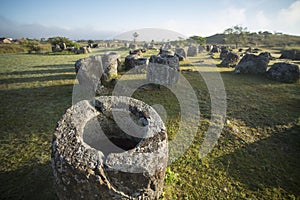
left=1, top=15, right=300, bottom=46
left=0, top=16, right=115, bottom=40
left=111, top=28, right=187, bottom=42
left=0, top=17, right=186, bottom=41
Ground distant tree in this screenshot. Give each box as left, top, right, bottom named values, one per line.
left=189, top=35, right=206, bottom=45
left=262, top=31, right=272, bottom=35
left=133, top=32, right=139, bottom=44
left=47, top=36, right=75, bottom=47
left=224, top=25, right=248, bottom=48
left=88, top=40, right=95, bottom=44
left=22, top=39, right=41, bottom=53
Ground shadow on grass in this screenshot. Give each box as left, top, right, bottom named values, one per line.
left=0, top=83, right=75, bottom=199
left=218, top=71, right=282, bottom=85
left=216, top=125, right=300, bottom=195
left=0, top=74, right=75, bottom=84
left=0, top=162, right=57, bottom=200
left=182, top=69, right=285, bottom=85
left=0, top=84, right=74, bottom=139
left=0, top=65, right=74, bottom=76
left=32, top=65, right=74, bottom=70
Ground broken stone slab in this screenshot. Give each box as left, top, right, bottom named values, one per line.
left=51, top=96, right=168, bottom=200
left=74, top=52, right=121, bottom=92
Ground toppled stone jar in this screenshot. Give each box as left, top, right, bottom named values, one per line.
left=51, top=96, right=168, bottom=200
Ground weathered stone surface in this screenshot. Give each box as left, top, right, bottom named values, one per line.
left=174, top=53, right=185, bottom=61
left=206, top=45, right=213, bottom=52
left=218, top=52, right=239, bottom=67
left=220, top=47, right=229, bottom=60
left=129, top=43, right=137, bottom=49
left=87, top=46, right=92, bottom=53
left=134, top=58, right=148, bottom=73
left=267, top=62, right=300, bottom=83
left=124, top=55, right=136, bottom=71
left=280, top=50, right=300, bottom=60
left=52, top=96, right=168, bottom=200
left=124, top=54, right=148, bottom=73
left=101, top=52, right=120, bottom=80
left=295, top=52, right=300, bottom=60
left=211, top=45, right=220, bottom=53
left=60, top=43, right=67, bottom=50
left=259, top=52, right=275, bottom=60
left=80, top=46, right=88, bottom=54
left=129, top=49, right=145, bottom=56
left=187, top=46, right=197, bottom=57
left=147, top=55, right=179, bottom=85
left=234, top=53, right=270, bottom=74
left=159, top=48, right=174, bottom=57
left=198, top=45, right=205, bottom=53
left=52, top=44, right=61, bottom=52
left=75, top=52, right=121, bottom=91
left=175, top=48, right=187, bottom=58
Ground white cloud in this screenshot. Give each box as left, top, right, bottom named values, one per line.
left=245, top=10, right=272, bottom=33
left=271, top=0, right=300, bottom=35
left=219, top=7, right=247, bottom=26
left=197, top=7, right=247, bottom=36
left=137, top=6, right=248, bottom=37
left=278, top=0, right=300, bottom=26
left=255, top=10, right=271, bottom=29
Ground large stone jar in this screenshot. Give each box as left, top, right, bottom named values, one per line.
left=146, top=55, right=180, bottom=86
left=51, top=96, right=168, bottom=200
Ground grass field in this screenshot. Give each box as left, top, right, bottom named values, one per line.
left=0, top=49, right=299, bottom=199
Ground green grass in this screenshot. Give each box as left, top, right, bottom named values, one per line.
left=0, top=44, right=28, bottom=54
left=0, top=43, right=51, bottom=54
left=0, top=49, right=299, bottom=199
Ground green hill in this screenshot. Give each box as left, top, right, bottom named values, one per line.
left=206, top=32, right=300, bottom=48
left=206, top=34, right=226, bottom=44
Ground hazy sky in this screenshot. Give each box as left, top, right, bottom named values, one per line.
left=0, top=0, right=299, bottom=40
